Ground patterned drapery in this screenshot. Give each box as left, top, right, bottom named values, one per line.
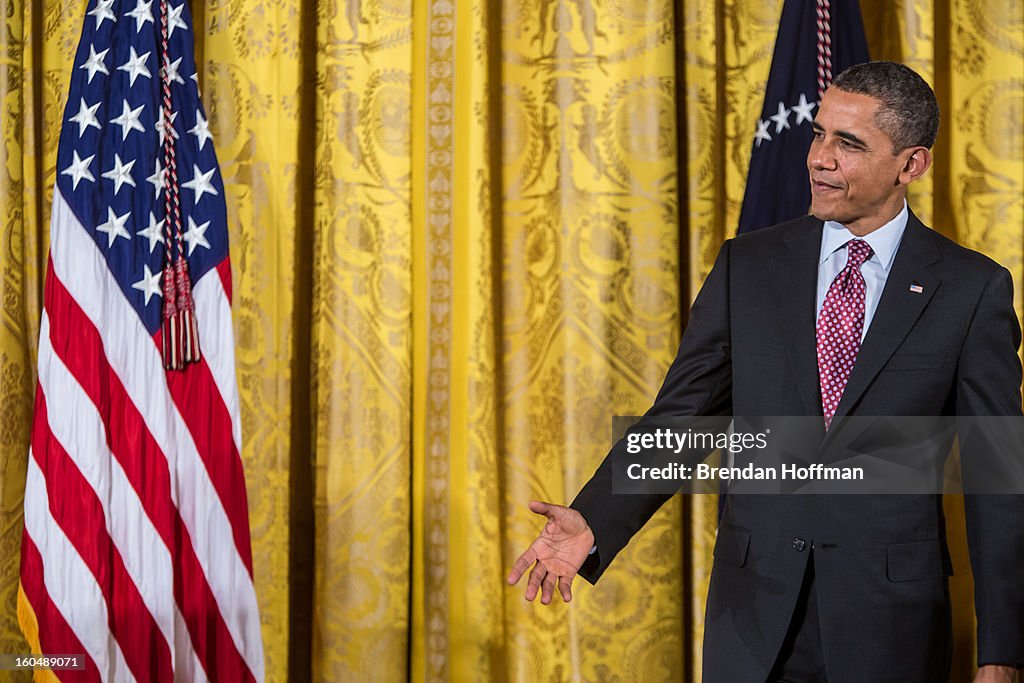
left=0, top=1, right=1019, bottom=680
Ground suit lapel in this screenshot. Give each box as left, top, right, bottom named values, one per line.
left=830, top=212, right=942, bottom=424
left=779, top=217, right=825, bottom=417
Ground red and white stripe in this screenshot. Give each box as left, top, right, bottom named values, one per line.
left=19, top=188, right=264, bottom=682
left=816, top=0, right=833, bottom=100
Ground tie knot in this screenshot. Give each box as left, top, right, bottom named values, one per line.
left=846, top=239, right=872, bottom=268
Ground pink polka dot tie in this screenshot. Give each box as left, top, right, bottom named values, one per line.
left=817, top=239, right=873, bottom=429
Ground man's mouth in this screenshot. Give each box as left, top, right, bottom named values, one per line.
left=811, top=179, right=843, bottom=193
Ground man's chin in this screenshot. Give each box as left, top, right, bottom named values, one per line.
left=809, top=203, right=846, bottom=224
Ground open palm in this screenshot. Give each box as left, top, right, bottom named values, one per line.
left=507, top=500, right=595, bottom=604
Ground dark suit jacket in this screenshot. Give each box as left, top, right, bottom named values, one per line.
left=571, top=212, right=1024, bottom=682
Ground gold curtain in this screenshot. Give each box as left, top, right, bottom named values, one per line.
left=0, top=1, right=1020, bottom=682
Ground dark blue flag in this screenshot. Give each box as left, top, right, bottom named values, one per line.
left=737, top=0, right=869, bottom=233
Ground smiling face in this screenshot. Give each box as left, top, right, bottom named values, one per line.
left=807, top=88, right=931, bottom=236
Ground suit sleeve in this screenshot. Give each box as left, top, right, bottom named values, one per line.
left=956, top=266, right=1024, bottom=667
left=571, top=239, right=734, bottom=584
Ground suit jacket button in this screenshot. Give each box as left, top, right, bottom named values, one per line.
left=792, top=538, right=807, bottom=552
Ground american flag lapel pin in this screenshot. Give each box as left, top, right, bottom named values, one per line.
left=909, top=282, right=924, bottom=294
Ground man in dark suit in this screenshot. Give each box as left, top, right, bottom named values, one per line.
left=507, top=62, right=1024, bottom=682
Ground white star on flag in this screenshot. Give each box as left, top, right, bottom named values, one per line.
left=168, top=4, right=188, bottom=37
left=88, top=0, right=116, bottom=29
left=189, top=109, right=213, bottom=151
left=137, top=211, right=165, bottom=253
left=131, top=264, right=163, bottom=305
left=182, top=163, right=218, bottom=204
left=79, top=44, right=109, bottom=83
left=754, top=119, right=773, bottom=147
left=126, top=0, right=154, bottom=33
left=110, top=99, right=146, bottom=141
left=146, top=158, right=165, bottom=199
left=163, top=56, right=185, bottom=85
left=61, top=151, right=95, bottom=189
left=68, top=98, right=101, bottom=137
left=156, top=108, right=179, bottom=145
left=118, top=46, right=152, bottom=87
left=102, top=153, right=137, bottom=195
left=184, top=215, right=211, bottom=256
left=96, top=206, right=132, bottom=247
left=770, top=101, right=791, bottom=133
left=792, top=93, right=817, bottom=125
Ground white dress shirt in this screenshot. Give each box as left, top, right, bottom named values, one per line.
left=815, top=201, right=909, bottom=339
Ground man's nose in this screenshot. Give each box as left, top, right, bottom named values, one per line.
left=808, top=141, right=837, bottom=170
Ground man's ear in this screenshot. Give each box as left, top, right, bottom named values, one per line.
left=897, top=147, right=932, bottom=186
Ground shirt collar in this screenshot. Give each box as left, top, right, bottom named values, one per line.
left=819, top=201, right=909, bottom=272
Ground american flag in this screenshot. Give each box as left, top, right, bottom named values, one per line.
left=18, top=1, right=264, bottom=681
left=737, top=0, right=869, bottom=233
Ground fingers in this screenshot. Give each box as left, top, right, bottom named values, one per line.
left=520, top=558, right=575, bottom=604
left=506, top=548, right=536, bottom=585
left=528, top=500, right=555, bottom=517
left=537, top=570, right=574, bottom=604
left=540, top=570, right=556, bottom=604
left=510, top=501, right=579, bottom=604
left=557, top=575, right=573, bottom=602
left=525, top=562, right=545, bottom=601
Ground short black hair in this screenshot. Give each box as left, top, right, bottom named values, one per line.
left=831, top=61, right=940, bottom=151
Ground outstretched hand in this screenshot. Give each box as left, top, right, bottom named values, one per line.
left=507, top=500, right=595, bottom=604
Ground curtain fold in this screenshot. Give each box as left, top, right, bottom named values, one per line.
left=495, top=1, right=684, bottom=680
left=312, top=1, right=413, bottom=680
left=0, top=1, right=1019, bottom=681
